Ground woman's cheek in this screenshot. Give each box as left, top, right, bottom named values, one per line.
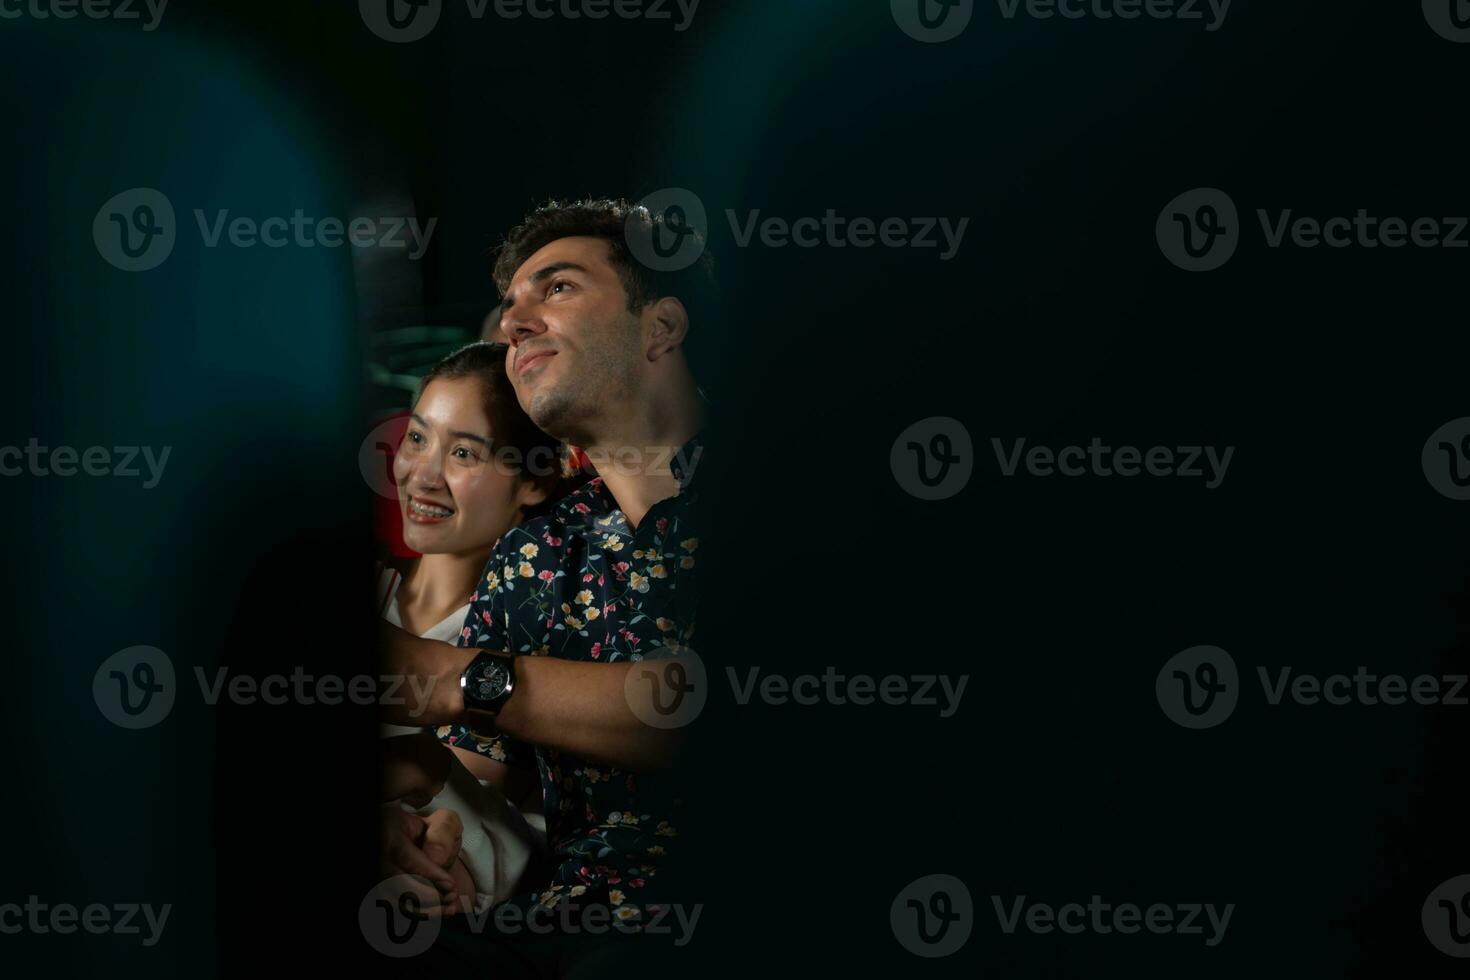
left=391, top=451, right=413, bottom=490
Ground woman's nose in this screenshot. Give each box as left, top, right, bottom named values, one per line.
left=407, top=451, right=444, bottom=489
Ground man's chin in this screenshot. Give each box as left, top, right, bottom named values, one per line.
left=527, top=389, right=584, bottom=440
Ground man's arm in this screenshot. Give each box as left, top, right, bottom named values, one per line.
left=381, top=621, right=682, bottom=772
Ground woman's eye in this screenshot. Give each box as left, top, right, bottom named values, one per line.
left=452, top=446, right=480, bottom=462
left=404, top=430, right=425, bottom=448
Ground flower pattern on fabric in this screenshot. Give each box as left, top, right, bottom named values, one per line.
left=438, top=435, right=703, bottom=923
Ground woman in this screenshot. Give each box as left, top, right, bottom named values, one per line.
left=377, top=340, right=576, bottom=911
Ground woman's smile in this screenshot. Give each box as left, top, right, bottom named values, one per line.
left=407, top=495, right=456, bottom=523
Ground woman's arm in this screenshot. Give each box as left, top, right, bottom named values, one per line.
left=448, top=745, right=539, bottom=813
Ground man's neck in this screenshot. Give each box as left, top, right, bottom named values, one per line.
left=585, top=370, right=704, bottom=530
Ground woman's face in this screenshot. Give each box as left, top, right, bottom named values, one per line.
left=393, top=377, right=541, bottom=557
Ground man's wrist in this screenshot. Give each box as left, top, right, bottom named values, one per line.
left=459, top=649, right=520, bottom=730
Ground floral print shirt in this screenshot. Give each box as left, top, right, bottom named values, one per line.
left=437, top=435, right=703, bottom=925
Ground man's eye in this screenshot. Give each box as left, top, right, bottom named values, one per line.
left=548, top=280, right=572, bottom=297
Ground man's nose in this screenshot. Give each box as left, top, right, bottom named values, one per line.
left=501, top=307, right=547, bottom=346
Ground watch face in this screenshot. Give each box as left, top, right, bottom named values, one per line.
left=474, top=661, right=508, bottom=702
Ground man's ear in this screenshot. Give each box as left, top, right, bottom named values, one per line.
left=645, top=296, right=689, bottom=361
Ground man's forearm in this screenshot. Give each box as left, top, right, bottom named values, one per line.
left=494, top=654, right=680, bottom=771
left=381, top=622, right=680, bottom=771
left=381, top=621, right=474, bottom=724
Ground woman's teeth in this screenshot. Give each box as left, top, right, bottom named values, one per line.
left=410, top=500, right=454, bottom=518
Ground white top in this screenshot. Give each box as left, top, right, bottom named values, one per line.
left=376, top=564, right=471, bottom=644
left=375, top=563, right=534, bottom=909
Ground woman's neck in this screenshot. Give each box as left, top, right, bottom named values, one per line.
left=396, top=551, right=486, bottom=633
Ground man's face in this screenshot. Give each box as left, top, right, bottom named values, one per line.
left=497, top=236, right=644, bottom=440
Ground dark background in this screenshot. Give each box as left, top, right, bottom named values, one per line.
left=0, top=0, right=1466, bottom=975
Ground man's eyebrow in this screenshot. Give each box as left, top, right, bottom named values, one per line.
left=499, top=261, right=589, bottom=313
left=410, top=413, right=491, bottom=447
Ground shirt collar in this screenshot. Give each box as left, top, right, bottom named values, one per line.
left=552, top=431, right=706, bottom=525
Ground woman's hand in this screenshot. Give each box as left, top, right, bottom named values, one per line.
left=378, top=806, right=459, bottom=915
left=380, top=730, right=450, bottom=807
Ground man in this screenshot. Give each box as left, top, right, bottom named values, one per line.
left=378, top=198, right=712, bottom=939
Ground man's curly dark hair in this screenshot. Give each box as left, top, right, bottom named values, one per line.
left=491, top=197, right=719, bottom=374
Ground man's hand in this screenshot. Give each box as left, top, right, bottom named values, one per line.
left=381, top=730, right=452, bottom=807
left=378, top=806, right=458, bottom=916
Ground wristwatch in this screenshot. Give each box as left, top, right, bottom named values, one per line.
left=460, top=649, right=517, bottom=726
